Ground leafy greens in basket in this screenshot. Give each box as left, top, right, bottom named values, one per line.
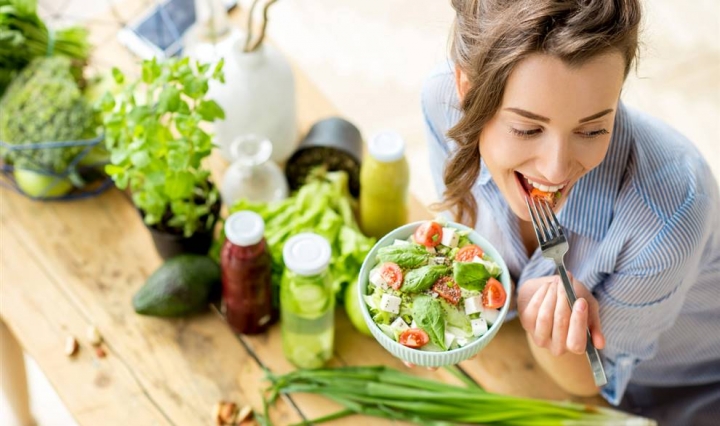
left=364, top=219, right=507, bottom=351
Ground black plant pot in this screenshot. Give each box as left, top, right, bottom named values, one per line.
left=140, top=197, right=222, bottom=260
left=147, top=226, right=215, bottom=260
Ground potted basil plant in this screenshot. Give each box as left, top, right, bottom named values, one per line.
left=98, top=57, right=226, bottom=259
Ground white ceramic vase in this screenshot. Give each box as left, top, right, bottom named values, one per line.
left=208, top=41, right=298, bottom=163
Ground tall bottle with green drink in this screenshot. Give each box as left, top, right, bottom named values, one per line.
left=359, top=131, right=410, bottom=239
left=280, top=233, right=334, bottom=369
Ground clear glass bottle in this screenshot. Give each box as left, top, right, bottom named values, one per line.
left=184, top=0, right=243, bottom=65
left=359, top=131, right=410, bottom=239
left=220, top=211, right=276, bottom=334
left=280, top=233, right=334, bottom=369
left=220, top=134, right=289, bottom=206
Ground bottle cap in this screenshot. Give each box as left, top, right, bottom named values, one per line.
left=367, top=131, right=405, bottom=162
left=224, top=211, right=265, bottom=246
left=283, top=233, right=331, bottom=276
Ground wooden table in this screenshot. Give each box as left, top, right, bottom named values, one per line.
left=0, top=6, right=606, bottom=426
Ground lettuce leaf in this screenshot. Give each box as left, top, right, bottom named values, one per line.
left=221, top=169, right=376, bottom=308
left=439, top=299, right=472, bottom=334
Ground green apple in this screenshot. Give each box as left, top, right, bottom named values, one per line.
left=14, top=169, right=73, bottom=198
left=345, top=280, right=372, bottom=336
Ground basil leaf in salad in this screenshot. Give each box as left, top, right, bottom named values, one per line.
left=412, top=295, right=446, bottom=350
left=376, top=244, right=430, bottom=269
left=453, top=262, right=492, bottom=291
left=401, top=265, right=449, bottom=293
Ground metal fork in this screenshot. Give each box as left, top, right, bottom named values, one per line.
left=525, top=196, right=608, bottom=387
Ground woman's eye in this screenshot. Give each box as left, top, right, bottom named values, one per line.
left=577, top=128, right=609, bottom=138
left=508, top=127, right=542, bottom=139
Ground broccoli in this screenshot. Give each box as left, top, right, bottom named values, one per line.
left=0, top=56, right=97, bottom=175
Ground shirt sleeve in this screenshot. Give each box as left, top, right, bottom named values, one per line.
left=420, top=63, right=458, bottom=201
left=596, top=194, right=713, bottom=405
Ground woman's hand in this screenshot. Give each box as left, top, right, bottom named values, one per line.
left=517, top=274, right=605, bottom=356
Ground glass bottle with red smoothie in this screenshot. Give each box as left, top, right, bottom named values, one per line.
left=220, top=211, right=275, bottom=334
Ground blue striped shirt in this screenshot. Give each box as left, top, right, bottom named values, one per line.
left=421, top=62, right=720, bottom=405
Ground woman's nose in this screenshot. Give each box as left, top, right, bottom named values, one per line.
left=538, top=137, right=572, bottom=183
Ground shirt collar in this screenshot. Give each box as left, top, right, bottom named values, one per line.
left=559, top=102, right=632, bottom=241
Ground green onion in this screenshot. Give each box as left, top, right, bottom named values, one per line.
left=264, top=365, right=656, bottom=426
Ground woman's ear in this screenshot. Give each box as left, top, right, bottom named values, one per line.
left=454, top=65, right=471, bottom=102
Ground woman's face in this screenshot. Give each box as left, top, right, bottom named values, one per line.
left=471, top=53, right=625, bottom=221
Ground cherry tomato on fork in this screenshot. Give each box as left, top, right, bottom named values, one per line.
left=414, top=221, right=443, bottom=248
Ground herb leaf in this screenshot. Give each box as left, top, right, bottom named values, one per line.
left=376, top=244, right=430, bottom=269
left=413, top=295, right=446, bottom=350
left=401, top=265, right=449, bottom=293
left=453, top=262, right=492, bottom=291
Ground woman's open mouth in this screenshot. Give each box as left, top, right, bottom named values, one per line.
left=514, top=171, right=568, bottom=206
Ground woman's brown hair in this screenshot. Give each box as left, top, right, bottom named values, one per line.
left=437, top=0, right=641, bottom=226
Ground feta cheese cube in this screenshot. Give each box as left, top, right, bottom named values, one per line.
left=411, top=320, right=418, bottom=329
left=393, top=239, right=410, bottom=246
left=391, top=317, right=409, bottom=332
left=425, top=246, right=436, bottom=254
left=483, top=308, right=500, bottom=325
left=369, top=268, right=388, bottom=289
left=444, top=331, right=456, bottom=349
left=472, top=256, right=483, bottom=263
left=456, top=336, right=470, bottom=347
left=471, top=318, right=488, bottom=336
left=464, top=296, right=484, bottom=315
left=379, top=294, right=401, bottom=314
left=441, top=227, right=459, bottom=248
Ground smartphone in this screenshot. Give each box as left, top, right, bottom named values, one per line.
left=118, top=0, right=238, bottom=59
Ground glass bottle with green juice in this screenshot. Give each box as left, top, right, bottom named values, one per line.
left=360, top=131, right=410, bottom=239
left=280, top=233, right=334, bottom=369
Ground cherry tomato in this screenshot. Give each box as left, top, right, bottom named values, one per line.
left=398, top=328, right=429, bottom=348
left=380, top=262, right=403, bottom=290
left=482, top=277, right=507, bottom=309
left=431, top=276, right=461, bottom=305
left=455, top=244, right=484, bottom=262
left=530, top=187, right=558, bottom=208
left=414, top=221, right=443, bottom=248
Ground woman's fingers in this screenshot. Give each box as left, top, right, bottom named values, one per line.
left=520, top=280, right=551, bottom=333
left=551, top=281, right=571, bottom=356
left=402, top=360, right=438, bottom=371
left=587, top=298, right=606, bottom=349
left=566, top=298, right=589, bottom=354
left=533, top=281, right=557, bottom=347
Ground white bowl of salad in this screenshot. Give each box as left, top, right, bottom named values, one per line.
left=358, top=219, right=511, bottom=367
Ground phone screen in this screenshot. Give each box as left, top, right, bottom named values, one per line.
left=134, top=0, right=196, bottom=54
left=120, top=0, right=238, bottom=58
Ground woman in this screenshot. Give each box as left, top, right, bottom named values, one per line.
left=422, top=0, right=720, bottom=424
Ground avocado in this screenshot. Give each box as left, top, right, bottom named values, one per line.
left=133, top=255, right=221, bottom=317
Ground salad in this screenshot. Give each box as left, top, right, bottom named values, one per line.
left=364, top=219, right=507, bottom=352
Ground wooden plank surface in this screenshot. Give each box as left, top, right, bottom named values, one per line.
left=0, top=188, right=302, bottom=426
